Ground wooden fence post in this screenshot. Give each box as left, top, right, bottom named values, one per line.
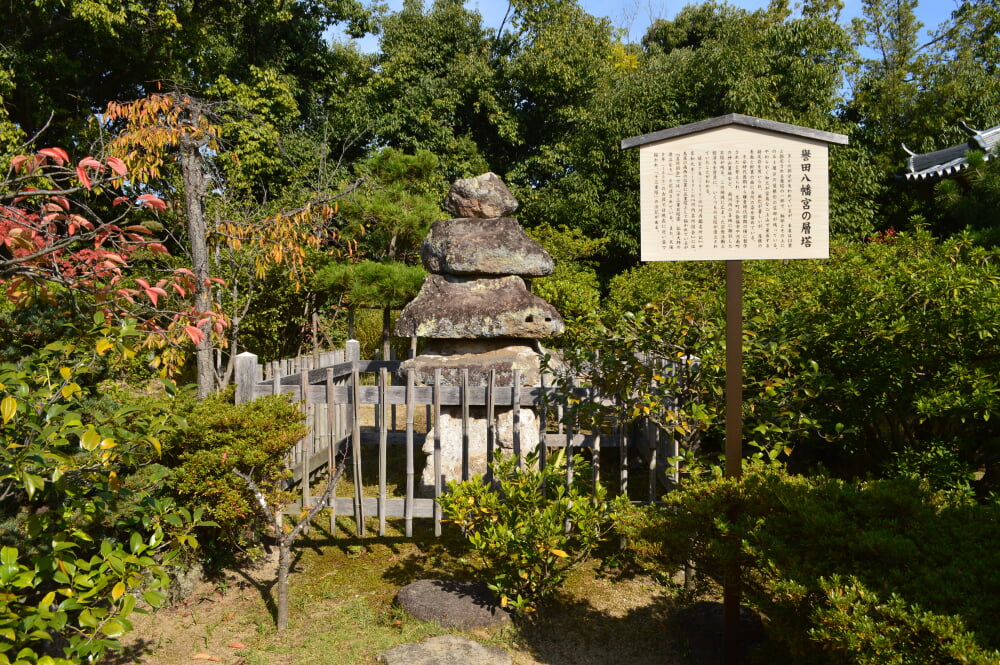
left=235, top=352, right=259, bottom=404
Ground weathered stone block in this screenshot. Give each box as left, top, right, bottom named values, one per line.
left=422, top=217, right=554, bottom=276
left=376, top=635, right=510, bottom=665
left=394, top=274, right=563, bottom=339
left=443, top=172, right=518, bottom=219
left=422, top=406, right=539, bottom=493
left=400, top=342, right=544, bottom=386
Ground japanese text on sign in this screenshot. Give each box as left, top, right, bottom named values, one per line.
left=638, top=128, right=830, bottom=261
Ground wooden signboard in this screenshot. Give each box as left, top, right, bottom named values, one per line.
left=622, top=115, right=848, bottom=665
left=622, top=114, right=848, bottom=262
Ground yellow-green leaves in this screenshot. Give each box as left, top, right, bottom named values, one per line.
left=80, top=429, right=101, bottom=451
left=437, top=450, right=610, bottom=613
left=0, top=395, right=15, bottom=424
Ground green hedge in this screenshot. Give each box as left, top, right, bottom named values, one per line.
left=614, top=464, right=1000, bottom=664
left=595, top=229, right=1000, bottom=489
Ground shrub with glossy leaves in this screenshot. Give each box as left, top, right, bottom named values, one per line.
left=593, top=230, right=1000, bottom=490
left=438, top=450, right=611, bottom=613
left=614, top=463, right=1000, bottom=664
left=0, top=318, right=198, bottom=664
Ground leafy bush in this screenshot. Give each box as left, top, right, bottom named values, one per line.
left=550, top=303, right=830, bottom=476
left=311, top=260, right=426, bottom=311
left=524, top=223, right=606, bottom=321
left=758, top=230, right=1000, bottom=483
left=614, top=463, right=1000, bottom=663
left=0, top=320, right=199, bottom=664
left=592, top=230, right=1000, bottom=490
left=437, top=450, right=611, bottom=613
left=811, top=575, right=998, bottom=665
left=161, top=388, right=307, bottom=560
left=933, top=149, right=1000, bottom=247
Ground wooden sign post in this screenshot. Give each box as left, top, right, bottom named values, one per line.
left=622, top=114, right=847, bottom=665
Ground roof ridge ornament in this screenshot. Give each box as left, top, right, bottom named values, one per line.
left=959, top=119, right=980, bottom=137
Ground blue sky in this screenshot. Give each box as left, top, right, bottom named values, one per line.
left=547, top=0, right=958, bottom=43
left=348, top=0, right=961, bottom=47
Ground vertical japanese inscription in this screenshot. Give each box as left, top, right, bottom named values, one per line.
left=650, top=148, right=798, bottom=252
left=800, top=148, right=813, bottom=248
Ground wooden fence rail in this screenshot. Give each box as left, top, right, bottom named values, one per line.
left=234, top=342, right=680, bottom=538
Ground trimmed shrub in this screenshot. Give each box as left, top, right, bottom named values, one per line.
left=161, top=388, right=307, bottom=560
left=614, top=463, right=1000, bottom=663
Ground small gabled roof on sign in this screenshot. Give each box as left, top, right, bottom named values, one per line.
left=902, top=121, right=1000, bottom=182
left=621, top=114, right=850, bottom=150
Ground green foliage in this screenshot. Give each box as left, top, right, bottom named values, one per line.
left=933, top=149, right=1000, bottom=246
left=336, top=148, right=447, bottom=263
left=884, top=438, right=976, bottom=496
left=0, top=58, right=21, bottom=155
left=614, top=463, right=1000, bottom=664
left=845, top=0, right=1000, bottom=232
left=234, top=257, right=326, bottom=362
left=811, top=575, right=998, bottom=665
left=210, top=66, right=303, bottom=197
left=552, top=292, right=829, bottom=473
left=0, top=298, right=88, bottom=365
left=0, top=0, right=371, bottom=149
left=345, top=0, right=498, bottom=179
left=161, top=388, right=307, bottom=558
left=437, top=450, right=611, bottom=613
left=523, top=223, right=605, bottom=320
left=513, top=0, right=856, bottom=274
left=592, top=231, right=1000, bottom=489
left=758, top=231, right=1000, bottom=481
left=348, top=307, right=397, bottom=360
left=312, top=260, right=426, bottom=310
left=0, top=318, right=197, bottom=664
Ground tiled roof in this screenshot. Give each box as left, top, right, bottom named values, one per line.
left=903, top=121, right=1000, bottom=182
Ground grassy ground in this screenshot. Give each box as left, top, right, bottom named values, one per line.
left=117, top=519, right=688, bottom=665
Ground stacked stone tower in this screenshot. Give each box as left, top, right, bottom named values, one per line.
left=395, top=172, right=564, bottom=491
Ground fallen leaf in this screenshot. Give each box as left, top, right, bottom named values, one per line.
left=228, top=642, right=247, bottom=649
left=192, top=654, right=221, bottom=662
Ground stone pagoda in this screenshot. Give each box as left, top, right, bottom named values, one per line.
left=395, top=172, right=564, bottom=492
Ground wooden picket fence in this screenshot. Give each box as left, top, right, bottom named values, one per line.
left=234, top=341, right=680, bottom=538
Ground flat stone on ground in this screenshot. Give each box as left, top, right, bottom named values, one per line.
left=396, top=580, right=512, bottom=630
left=376, top=635, right=511, bottom=665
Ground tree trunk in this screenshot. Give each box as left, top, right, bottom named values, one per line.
left=276, top=538, right=291, bottom=631
left=180, top=131, right=214, bottom=399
